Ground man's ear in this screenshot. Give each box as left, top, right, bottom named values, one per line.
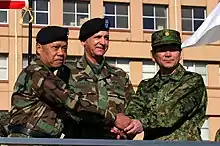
left=151, top=50, right=156, bottom=62
left=180, top=51, right=182, bottom=61
left=81, top=41, right=86, bottom=47
left=36, top=43, right=42, bottom=55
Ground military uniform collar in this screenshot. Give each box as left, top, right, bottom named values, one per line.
left=31, top=56, right=60, bottom=72
left=169, top=64, right=185, bottom=81
left=76, top=55, right=87, bottom=69
left=31, top=56, right=43, bottom=65
left=76, top=55, right=117, bottom=78
left=85, top=55, right=106, bottom=75
left=155, top=63, right=185, bottom=82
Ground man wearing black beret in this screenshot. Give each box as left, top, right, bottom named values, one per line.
left=65, top=17, right=143, bottom=139
left=8, top=25, right=72, bottom=138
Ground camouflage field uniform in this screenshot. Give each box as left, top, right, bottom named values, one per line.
left=9, top=57, right=73, bottom=138
left=66, top=55, right=134, bottom=139
left=126, top=64, right=207, bottom=140
left=0, top=111, right=9, bottom=137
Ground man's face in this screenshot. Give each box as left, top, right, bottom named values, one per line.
left=152, top=44, right=181, bottom=69
left=36, top=41, right=68, bottom=68
left=81, top=31, right=109, bottom=59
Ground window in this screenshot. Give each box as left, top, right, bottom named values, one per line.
left=183, top=61, right=208, bottom=86
left=142, top=60, right=159, bottom=79
left=104, top=3, right=129, bottom=29
left=23, top=0, right=49, bottom=25
left=22, top=54, right=37, bottom=69
left=22, top=56, right=28, bottom=69
left=22, top=55, right=28, bottom=69
left=143, top=5, right=168, bottom=30
left=0, top=9, right=7, bottom=24
left=200, top=119, right=210, bottom=141
left=0, top=54, right=8, bottom=80
left=181, top=6, right=206, bottom=32
left=106, top=58, right=130, bottom=75
left=63, top=0, right=90, bottom=27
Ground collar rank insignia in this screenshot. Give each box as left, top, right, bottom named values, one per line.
left=165, top=31, right=170, bottom=36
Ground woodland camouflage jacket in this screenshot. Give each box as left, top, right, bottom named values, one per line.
left=65, top=56, right=134, bottom=138
left=9, top=58, right=72, bottom=137
left=126, top=64, right=207, bottom=141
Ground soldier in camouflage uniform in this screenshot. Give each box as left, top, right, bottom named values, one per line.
left=8, top=26, right=71, bottom=138
left=126, top=29, right=207, bottom=140
left=64, top=17, right=138, bottom=139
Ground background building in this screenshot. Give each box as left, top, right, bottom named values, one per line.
left=0, top=0, right=219, bottom=140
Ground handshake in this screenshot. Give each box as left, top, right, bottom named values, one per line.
left=111, top=113, right=143, bottom=139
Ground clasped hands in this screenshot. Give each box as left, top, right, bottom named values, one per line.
left=111, top=113, right=143, bottom=139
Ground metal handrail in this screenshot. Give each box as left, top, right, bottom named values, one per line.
left=0, top=137, right=220, bottom=146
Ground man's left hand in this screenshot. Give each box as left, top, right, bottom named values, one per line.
left=124, top=119, right=143, bottom=135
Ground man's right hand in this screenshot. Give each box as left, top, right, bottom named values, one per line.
left=114, top=113, right=132, bottom=130
left=111, top=127, right=127, bottom=140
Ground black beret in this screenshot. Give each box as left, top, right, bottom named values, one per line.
left=36, top=26, right=69, bottom=45
left=79, top=18, right=110, bottom=41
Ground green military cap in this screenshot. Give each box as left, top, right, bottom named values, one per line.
left=151, top=29, right=181, bottom=48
